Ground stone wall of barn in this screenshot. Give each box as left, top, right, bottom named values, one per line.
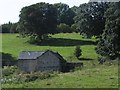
left=17, top=59, right=37, bottom=72
left=2, top=59, right=17, bottom=66
left=36, top=51, right=61, bottom=72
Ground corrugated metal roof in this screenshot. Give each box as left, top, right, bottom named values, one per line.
left=18, top=51, right=45, bottom=59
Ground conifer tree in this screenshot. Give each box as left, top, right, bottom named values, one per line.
left=96, top=2, right=120, bottom=59
left=74, top=46, right=82, bottom=59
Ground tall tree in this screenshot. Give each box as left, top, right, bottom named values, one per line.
left=54, top=3, right=75, bottom=26
left=74, top=2, right=108, bottom=37
left=18, top=2, right=57, bottom=41
left=96, top=2, right=120, bottom=59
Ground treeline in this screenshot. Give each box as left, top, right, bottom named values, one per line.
left=1, top=1, right=120, bottom=60
left=1, top=22, right=18, bottom=33
left=1, top=3, right=76, bottom=34
left=0, top=2, right=110, bottom=35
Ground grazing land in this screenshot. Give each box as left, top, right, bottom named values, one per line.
left=2, top=33, right=97, bottom=61
left=1, top=33, right=118, bottom=88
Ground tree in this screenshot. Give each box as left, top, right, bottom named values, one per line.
left=74, top=46, right=82, bottom=59
left=57, top=23, right=72, bottom=33
left=1, top=22, right=12, bottom=33
left=54, top=3, right=75, bottom=26
left=71, top=24, right=78, bottom=33
left=10, top=23, right=18, bottom=33
left=18, top=2, right=57, bottom=42
left=71, top=6, right=79, bottom=14
left=96, top=2, right=120, bottom=60
left=74, top=2, right=108, bottom=38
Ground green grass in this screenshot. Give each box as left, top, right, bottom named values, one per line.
left=2, top=33, right=97, bottom=61
left=2, top=62, right=118, bottom=88
left=1, top=33, right=118, bottom=88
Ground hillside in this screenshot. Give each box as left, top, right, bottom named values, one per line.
left=1, top=33, right=118, bottom=88
left=2, top=33, right=97, bottom=61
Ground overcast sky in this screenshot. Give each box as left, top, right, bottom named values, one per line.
left=0, top=0, right=89, bottom=24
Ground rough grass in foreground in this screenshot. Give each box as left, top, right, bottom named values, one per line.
left=2, top=61, right=118, bottom=88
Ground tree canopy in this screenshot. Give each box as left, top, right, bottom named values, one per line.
left=18, top=2, right=57, bottom=41
left=1, top=22, right=12, bottom=33
left=74, top=2, right=108, bottom=37
left=96, top=2, right=120, bottom=59
left=54, top=3, right=76, bottom=26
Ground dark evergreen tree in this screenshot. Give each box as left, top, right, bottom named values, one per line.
left=96, top=2, right=120, bottom=59
left=74, top=46, right=82, bottom=59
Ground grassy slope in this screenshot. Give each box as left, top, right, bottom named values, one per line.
left=2, top=33, right=98, bottom=68
left=3, top=62, right=118, bottom=88
left=2, top=33, right=97, bottom=61
left=1, top=33, right=118, bottom=88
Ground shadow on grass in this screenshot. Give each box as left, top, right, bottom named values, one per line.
left=32, top=38, right=96, bottom=46
left=79, top=58, right=94, bottom=61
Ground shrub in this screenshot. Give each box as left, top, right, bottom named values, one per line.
left=2, top=66, right=19, bottom=77
left=14, top=72, right=52, bottom=83
left=57, top=23, right=72, bottom=33
left=71, top=24, right=78, bottom=33
left=25, top=74, right=38, bottom=82
left=74, top=46, right=82, bottom=59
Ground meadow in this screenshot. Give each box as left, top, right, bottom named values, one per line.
left=1, top=33, right=119, bottom=88
left=2, top=33, right=97, bottom=61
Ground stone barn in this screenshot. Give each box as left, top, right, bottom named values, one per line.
left=18, top=50, right=66, bottom=72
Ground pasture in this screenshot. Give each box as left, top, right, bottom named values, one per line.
left=1, top=33, right=118, bottom=88
left=2, top=33, right=97, bottom=61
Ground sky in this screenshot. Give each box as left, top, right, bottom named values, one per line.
left=0, top=0, right=89, bottom=24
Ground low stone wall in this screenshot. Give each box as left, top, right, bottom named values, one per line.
left=2, top=59, right=83, bottom=73
left=61, top=62, right=83, bottom=72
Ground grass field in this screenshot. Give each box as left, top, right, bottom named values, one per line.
left=1, top=33, right=119, bottom=88
left=2, top=33, right=97, bottom=61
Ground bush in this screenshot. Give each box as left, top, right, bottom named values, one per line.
left=2, top=66, right=58, bottom=83
left=57, top=23, right=72, bottom=33
left=1, top=52, right=16, bottom=66
left=71, top=24, right=78, bottom=33
left=28, top=34, right=40, bottom=44
left=2, top=66, right=19, bottom=77
left=14, top=72, right=52, bottom=83
left=74, top=46, right=82, bottom=59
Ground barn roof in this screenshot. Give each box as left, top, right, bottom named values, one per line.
left=49, top=51, right=64, bottom=60
left=18, top=51, right=44, bottom=59
left=18, top=50, right=65, bottom=61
